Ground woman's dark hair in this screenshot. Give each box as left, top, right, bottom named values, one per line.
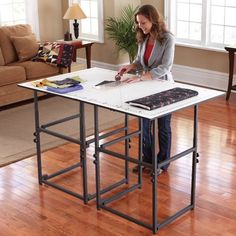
left=134, top=5, right=167, bottom=43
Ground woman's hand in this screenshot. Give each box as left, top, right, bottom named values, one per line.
left=121, top=72, right=151, bottom=83
left=121, top=75, right=141, bottom=83
left=115, top=67, right=129, bottom=81
left=117, top=64, right=136, bottom=76
left=118, top=66, right=130, bottom=76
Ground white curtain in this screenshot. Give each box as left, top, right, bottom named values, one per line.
left=25, top=0, right=40, bottom=39
left=0, top=0, right=40, bottom=39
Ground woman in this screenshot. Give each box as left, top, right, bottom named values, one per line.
left=117, top=4, right=175, bottom=174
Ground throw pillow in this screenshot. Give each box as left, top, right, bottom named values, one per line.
left=32, top=42, right=74, bottom=68
left=11, top=34, right=39, bottom=62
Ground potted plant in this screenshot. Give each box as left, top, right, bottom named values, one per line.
left=105, top=5, right=139, bottom=63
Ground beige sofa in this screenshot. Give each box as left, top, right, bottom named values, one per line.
left=0, top=24, right=65, bottom=107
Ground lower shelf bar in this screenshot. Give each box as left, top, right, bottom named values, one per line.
left=89, top=178, right=127, bottom=199
left=101, top=205, right=153, bottom=230
left=157, top=204, right=194, bottom=230
left=42, top=162, right=82, bottom=180
left=43, top=174, right=127, bottom=202
left=42, top=180, right=92, bottom=201
left=101, top=183, right=141, bottom=205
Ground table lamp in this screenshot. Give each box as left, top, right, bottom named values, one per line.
left=63, top=3, right=87, bottom=39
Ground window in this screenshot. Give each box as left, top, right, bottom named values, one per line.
left=0, top=0, right=40, bottom=38
left=68, top=0, right=104, bottom=42
left=165, top=0, right=236, bottom=50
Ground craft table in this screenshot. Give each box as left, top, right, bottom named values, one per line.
left=18, top=67, right=223, bottom=233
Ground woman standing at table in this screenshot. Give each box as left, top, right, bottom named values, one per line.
left=117, top=4, right=175, bottom=174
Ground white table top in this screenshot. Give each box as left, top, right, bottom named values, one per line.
left=18, top=67, right=224, bottom=119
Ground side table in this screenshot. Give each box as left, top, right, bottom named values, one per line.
left=58, top=40, right=94, bottom=72
left=224, top=45, right=236, bottom=101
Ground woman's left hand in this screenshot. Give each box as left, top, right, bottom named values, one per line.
left=121, top=76, right=142, bottom=83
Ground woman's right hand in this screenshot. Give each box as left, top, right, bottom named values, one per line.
left=117, top=64, right=135, bottom=76
left=117, top=66, right=129, bottom=76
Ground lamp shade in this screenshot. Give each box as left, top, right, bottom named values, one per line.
left=63, top=3, right=87, bottom=20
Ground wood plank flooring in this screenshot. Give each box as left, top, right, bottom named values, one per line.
left=0, top=93, right=236, bottom=236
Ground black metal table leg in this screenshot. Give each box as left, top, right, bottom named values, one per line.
left=124, top=114, right=129, bottom=184
left=138, top=118, right=143, bottom=187
left=80, top=102, right=89, bottom=204
left=191, top=105, right=198, bottom=207
left=33, top=91, right=43, bottom=185
left=151, top=119, right=158, bottom=234
left=94, top=105, right=101, bottom=209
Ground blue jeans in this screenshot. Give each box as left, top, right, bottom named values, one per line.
left=142, top=115, right=172, bottom=171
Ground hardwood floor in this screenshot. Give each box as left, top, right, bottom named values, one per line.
left=0, top=93, right=236, bottom=236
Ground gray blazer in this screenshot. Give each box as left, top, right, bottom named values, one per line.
left=133, top=32, right=175, bottom=81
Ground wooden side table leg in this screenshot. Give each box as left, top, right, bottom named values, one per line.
left=226, top=51, right=235, bottom=101
left=68, top=65, right=71, bottom=73
left=72, top=47, right=77, bottom=62
left=85, top=45, right=92, bottom=68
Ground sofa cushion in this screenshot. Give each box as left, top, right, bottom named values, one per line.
left=0, top=66, right=26, bottom=86
left=9, top=61, right=59, bottom=80
left=11, top=34, right=39, bottom=62
left=0, top=24, right=32, bottom=64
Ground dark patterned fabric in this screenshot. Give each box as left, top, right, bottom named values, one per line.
left=56, top=44, right=74, bottom=67
left=32, top=42, right=74, bottom=68
left=127, top=87, right=199, bottom=110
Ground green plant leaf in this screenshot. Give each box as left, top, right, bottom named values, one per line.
left=105, top=4, right=139, bottom=63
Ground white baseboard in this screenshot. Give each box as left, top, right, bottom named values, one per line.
left=172, top=64, right=234, bottom=91
left=77, top=57, right=235, bottom=91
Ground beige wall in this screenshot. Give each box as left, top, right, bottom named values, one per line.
left=175, top=46, right=228, bottom=72
left=38, top=0, right=64, bottom=41
left=113, top=0, right=140, bottom=64
left=38, top=0, right=231, bottom=74
left=141, top=0, right=164, bottom=12
left=92, top=0, right=117, bottom=65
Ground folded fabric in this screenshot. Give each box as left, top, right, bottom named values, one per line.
left=32, top=76, right=83, bottom=88
left=46, top=84, right=83, bottom=94
left=45, top=77, right=81, bottom=88
left=32, top=42, right=74, bottom=68
left=127, top=87, right=199, bottom=110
